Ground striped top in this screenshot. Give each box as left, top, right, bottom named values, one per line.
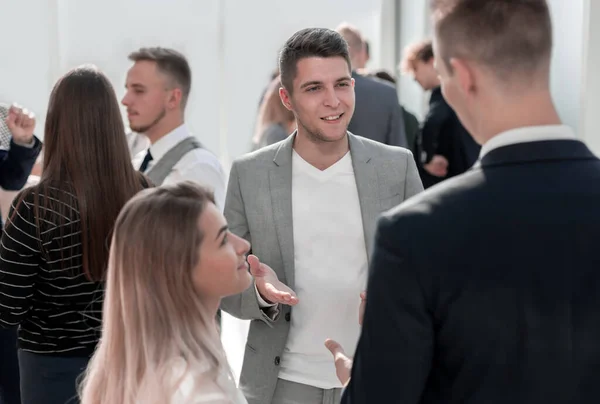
left=0, top=186, right=104, bottom=356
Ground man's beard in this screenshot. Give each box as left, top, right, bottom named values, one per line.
left=130, top=108, right=166, bottom=134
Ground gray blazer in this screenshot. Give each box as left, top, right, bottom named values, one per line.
left=221, top=132, right=423, bottom=404
left=349, top=72, right=407, bottom=148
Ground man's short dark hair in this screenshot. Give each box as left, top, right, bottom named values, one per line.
left=430, top=0, right=552, bottom=82
left=128, top=47, right=192, bottom=109
left=279, top=28, right=351, bottom=93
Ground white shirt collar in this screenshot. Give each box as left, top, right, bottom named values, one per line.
left=148, top=124, right=190, bottom=161
left=479, top=124, right=576, bottom=159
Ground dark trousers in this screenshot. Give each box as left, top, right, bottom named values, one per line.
left=18, top=350, right=89, bottom=404
left=0, top=328, right=20, bottom=404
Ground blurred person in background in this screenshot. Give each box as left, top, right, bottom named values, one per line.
left=363, top=69, right=421, bottom=157
left=251, top=76, right=296, bottom=151
left=401, top=39, right=480, bottom=188
left=336, top=23, right=407, bottom=148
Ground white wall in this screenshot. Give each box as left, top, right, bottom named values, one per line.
left=0, top=0, right=384, bottom=383
left=0, top=0, right=384, bottom=166
left=395, top=0, right=594, bottom=144
left=396, top=0, right=429, bottom=120
left=56, top=0, right=223, bottom=154
left=0, top=0, right=58, bottom=137
left=220, top=0, right=383, bottom=163
left=580, top=0, right=600, bottom=154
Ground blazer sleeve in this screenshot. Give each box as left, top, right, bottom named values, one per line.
left=219, top=161, right=279, bottom=324
left=0, top=137, right=42, bottom=191
left=341, top=214, right=433, bottom=404
left=404, top=150, right=424, bottom=199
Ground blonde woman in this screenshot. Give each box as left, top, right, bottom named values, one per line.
left=80, top=182, right=250, bottom=404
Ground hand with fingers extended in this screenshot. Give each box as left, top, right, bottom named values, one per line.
left=6, top=103, right=35, bottom=145
left=325, top=339, right=353, bottom=386
left=248, top=254, right=299, bottom=306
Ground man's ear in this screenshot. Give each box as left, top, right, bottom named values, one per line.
left=167, top=88, right=183, bottom=110
left=279, top=87, right=293, bottom=111
left=450, top=58, right=476, bottom=97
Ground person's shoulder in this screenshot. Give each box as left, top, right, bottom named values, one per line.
left=352, top=133, right=412, bottom=158
left=354, top=74, right=397, bottom=96
left=382, top=169, right=484, bottom=226
left=180, top=143, right=224, bottom=172
left=232, top=140, right=283, bottom=168
left=171, top=360, right=237, bottom=404
left=8, top=186, right=36, bottom=214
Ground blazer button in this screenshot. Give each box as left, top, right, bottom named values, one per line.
left=274, top=356, right=281, bottom=366
left=285, top=313, right=291, bottom=322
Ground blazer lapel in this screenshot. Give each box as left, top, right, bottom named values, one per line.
left=269, top=135, right=296, bottom=288
left=348, top=133, right=380, bottom=261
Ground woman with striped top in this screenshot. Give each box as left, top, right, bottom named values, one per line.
left=0, top=65, right=150, bottom=404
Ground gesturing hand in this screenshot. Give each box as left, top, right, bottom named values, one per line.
left=249, top=255, right=298, bottom=306
left=325, top=339, right=353, bottom=386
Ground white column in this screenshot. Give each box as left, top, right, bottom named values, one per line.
left=377, top=0, right=398, bottom=73
left=396, top=0, right=430, bottom=120
left=547, top=0, right=586, bottom=136
left=580, top=0, right=600, bottom=154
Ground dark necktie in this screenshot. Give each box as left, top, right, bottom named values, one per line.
left=139, top=149, right=153, bottom=172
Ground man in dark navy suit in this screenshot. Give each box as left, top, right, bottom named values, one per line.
left=327, top=1, right=600, bottom=403
left=0, top=103, right=42, bottom=404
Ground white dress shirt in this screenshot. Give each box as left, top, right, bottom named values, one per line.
left=133, top=124, right=226, bottom=210
left=479, top=124, right=576, bottom=159
left=126, top=131, right=150, bottom=157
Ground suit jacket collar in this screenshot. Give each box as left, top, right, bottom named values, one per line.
left=480, top=139, right=597, bottom=168
left=479, top=124, right=575, bottom=159
left=269, top=131, right=379, bottom=287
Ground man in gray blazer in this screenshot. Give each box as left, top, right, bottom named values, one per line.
left=336, top=23, right=407, bottom=148
left=221, top=28, right=422, bottom=404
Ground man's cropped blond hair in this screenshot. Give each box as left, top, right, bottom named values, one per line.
left=430, top=0, right=552, bottom=82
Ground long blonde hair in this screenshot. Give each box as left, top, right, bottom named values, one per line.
left=80, top=182, right=234, bottom=404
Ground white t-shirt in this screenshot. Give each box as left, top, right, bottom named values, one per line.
left=278, top=150, right=368, bottom=389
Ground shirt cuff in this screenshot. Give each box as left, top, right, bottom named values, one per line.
left=12, top=137, right=36, bottom=148
left=254, top=283, right=277, bottom=308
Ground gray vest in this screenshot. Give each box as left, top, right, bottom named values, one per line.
left=145, top=137, right=203, bottom=185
